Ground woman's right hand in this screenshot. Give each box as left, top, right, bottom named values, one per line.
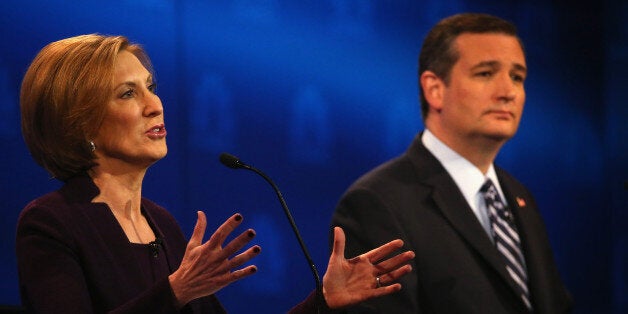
left=168, top=211, right=261, bottom=307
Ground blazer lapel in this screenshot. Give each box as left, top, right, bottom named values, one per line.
left=141, top=202, right=184, bottom=273
left=428, top=174, right=521, bottom=294
left=407, top=137, right=529, bottom=306
left=64, top=176, right=152, bottom=294
left=87, top=203, right=153, bottom=290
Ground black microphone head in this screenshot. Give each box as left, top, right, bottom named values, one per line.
left=219, top=152, right=245, bottom=169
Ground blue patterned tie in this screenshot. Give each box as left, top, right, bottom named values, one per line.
left=481, top=179, right=532, bottom=311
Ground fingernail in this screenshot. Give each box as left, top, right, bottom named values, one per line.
left=253, top=246, right=261, bottom=253
left=248, top=230, right=256, bottom=238
left=235, top=214, right=242, bottom=221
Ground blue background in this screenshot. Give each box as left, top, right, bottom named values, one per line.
left=0, top=0, right=626, bottom=313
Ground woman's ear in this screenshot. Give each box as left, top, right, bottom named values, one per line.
left=420, top=70, right=444, bottom=113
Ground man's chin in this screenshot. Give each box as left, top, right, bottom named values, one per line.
left=482, top=130, right=516, bottom=143
left=485, top=125, right=518, bottom=139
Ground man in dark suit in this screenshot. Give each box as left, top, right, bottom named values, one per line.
left=331, top=13, right=572, bottom=313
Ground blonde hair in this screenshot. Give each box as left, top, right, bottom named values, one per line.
left=20, top=34, right=153, bottom=181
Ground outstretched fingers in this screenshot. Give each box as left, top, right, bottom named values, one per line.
left=378, top=263, right=413, bottom=285
left=371, top=250, right=414, bottom=288
left=206, top=214, right=263, bottom=273
left=368, top=282, right=403, bottom=299
left=222, top=228, right=257, bottom=256
left=171, top=212, right=262, bottom=306
left=362, top=239, right=405, bottom=264
left=203, top=213, right=244, bottom=251
left=374, top=250, right=415, bottom=274
left=222, top=231, right=262, bottom=270
left=230, top=265, right=258, bottom=280
left=211, top=262, right=259, bottom=287
left=354, top=237, right=415, bottom=289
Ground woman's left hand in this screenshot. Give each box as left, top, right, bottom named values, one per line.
left=322, top=227, right=415, bottom=309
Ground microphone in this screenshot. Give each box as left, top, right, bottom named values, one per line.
left=219, top=153, right=248, bottom=170
left=149, top=237, right=163, bottom=258
left=219, top=152, right=323, bottom=311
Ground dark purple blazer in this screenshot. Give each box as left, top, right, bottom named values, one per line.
left=332, top=134, right=573, bottom=313
left=16, top=175, right=327, bottom=313
left=16, top=175, right=225, bottom=313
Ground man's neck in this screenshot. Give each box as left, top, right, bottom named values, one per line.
left=425, top=127, right=504, bottom=174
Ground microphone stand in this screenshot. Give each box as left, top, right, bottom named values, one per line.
left=219, top=153, right=323, bottom=313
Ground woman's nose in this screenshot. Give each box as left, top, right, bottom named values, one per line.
left=143, top=93, right=163, bottom=117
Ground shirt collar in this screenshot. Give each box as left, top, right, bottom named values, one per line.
left=422, top=130, right=501, bottom=204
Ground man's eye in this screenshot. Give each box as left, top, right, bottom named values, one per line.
left=511, top=74, right=525, bottom=83
left=148, top=83, right=157, bottom=94
left=477, top=71, right=492, bottom=78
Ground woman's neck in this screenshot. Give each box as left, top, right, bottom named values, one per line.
left=89, top=169, right=156, bottom=244
left=90, top=170, right=144, bottom=215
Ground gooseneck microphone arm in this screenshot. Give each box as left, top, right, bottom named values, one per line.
left=219, top=153, right=323, bottom=311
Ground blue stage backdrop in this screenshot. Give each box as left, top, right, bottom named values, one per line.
left=0, top=1, right=625, bottom=313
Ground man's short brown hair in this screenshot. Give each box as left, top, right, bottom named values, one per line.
left=418, top=13, right=523, bottom=119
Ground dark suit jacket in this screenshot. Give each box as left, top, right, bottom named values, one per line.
left=332, top=134, right=572, bottom=313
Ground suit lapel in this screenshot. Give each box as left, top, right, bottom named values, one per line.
left=86, top=203, right=152, bottom=290
left=428, top=174, right=522, bottom=295
left=141, top=202, right=184, bottom=273
left=64, top=176, right=152, bottom=294
left=407, top=137, right=530, bottom=307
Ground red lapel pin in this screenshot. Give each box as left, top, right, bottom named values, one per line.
left=516, top=197, right=526, bottom=207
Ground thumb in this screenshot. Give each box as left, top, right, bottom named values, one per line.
left=188, top=211, right=207, bottom=248
left=330, top=227, right=346, bottom=260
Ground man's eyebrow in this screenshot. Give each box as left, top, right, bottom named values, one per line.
left=470, top=61, right=527, bottom=74
left=470, top=61, right=499, bottom=70
left=513, top=63, right=527, bottom=74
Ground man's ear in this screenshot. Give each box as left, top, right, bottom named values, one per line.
left=420, top=70, right=444, bottom=113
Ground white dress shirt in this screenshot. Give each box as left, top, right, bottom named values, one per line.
left=421, top=130, right=509, bottom=239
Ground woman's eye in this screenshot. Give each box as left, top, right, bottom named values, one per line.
left=121, top=89, right=135, bottom=99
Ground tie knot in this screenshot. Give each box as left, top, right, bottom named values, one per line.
left=480, top=179, right=501, bottom=206
left=480, top=179, right=496, bottom=194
